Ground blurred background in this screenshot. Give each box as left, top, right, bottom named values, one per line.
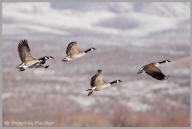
left=2, top=2, right=190, bottom=127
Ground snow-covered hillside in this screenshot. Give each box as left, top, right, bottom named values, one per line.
left=2, top=2, right=190, bottom=46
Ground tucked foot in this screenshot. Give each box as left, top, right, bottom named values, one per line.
left=19, top=68, right=25, bottom=71
left=86, top=89, right=92, bottom=91
left=88, top=91, right=93, bottom=96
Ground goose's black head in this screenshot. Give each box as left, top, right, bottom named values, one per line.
left=116, top=80, right=122, bottom=83
left=90, top=47, right=96, bottom=51
left=45, top=56, right=54, bottom=60
left=166, top=60, right=171, bottom=63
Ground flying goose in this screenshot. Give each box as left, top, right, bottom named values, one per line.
left=137, top=60, right=170, bottom=80
left=86, top=69, right=122, bottom=96
left=62, top=41, right=96, bottom=62
left=16, top=40, right=54, bottom=71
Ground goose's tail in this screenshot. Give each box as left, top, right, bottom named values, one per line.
left=62, top=56, right=71, bottom=62
left=137, top=66, right=144, bottom=74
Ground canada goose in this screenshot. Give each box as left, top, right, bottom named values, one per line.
left=137, top=60, right=170, bottom=80
left=62, top=41, right=96, bottom=62
left=86, top=69, right=122, bottom=96
left=16, top=40, right=54, bottom=71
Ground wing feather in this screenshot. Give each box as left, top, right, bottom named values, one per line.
left=90, top=74, right=104, bottom=87
left=18, top=40, right=33, bottom=62
left=66, top=42, right=80, bottom=56
left=145, top=66, right=166, bottom=80
left=90, top=74, right=97, bottom=87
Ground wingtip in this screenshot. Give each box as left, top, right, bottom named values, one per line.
left=62, top=59, right=67, bottom=62
left=19, top=39, right=28, bottom=44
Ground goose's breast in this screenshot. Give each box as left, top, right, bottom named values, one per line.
left=25, top=59, right=39, bottom=66
left=95, top=83, right=111, bottom=91
left=71, top=53, right=85, bottom=59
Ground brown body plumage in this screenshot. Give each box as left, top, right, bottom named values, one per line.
left=86, top=70, right=122, bottom=96
left=62, top=41, right=96, bottom=62
left=16, top=40, right=54, bottom=71
left=137, top=60, right=170, bottom=80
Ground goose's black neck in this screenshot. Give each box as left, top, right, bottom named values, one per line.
left=110, top=80, right=118, bottom=85
left=158, top=60, right=166, bottom=64
left=84, top=48, right=92, bottom=53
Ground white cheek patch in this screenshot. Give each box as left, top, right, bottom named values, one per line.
left=91, top=48, right=95, bottom=51
left=165, top=60, right=169, bottom=63
left=117, top=80, right=120, bottom=83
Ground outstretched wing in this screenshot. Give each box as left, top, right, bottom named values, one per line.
left=146, top=66, right=166, bottom=80
left=18, top=40, right=33, bottom=62
left=90, top=74, right=98, bottom=87
left=90, top=74, right=104, bottom=87
left=66, top=42, right=80, bottom=56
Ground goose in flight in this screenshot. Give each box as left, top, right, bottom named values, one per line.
left=86, top=69, right=122, bottom=96
left=62, top=41, right=96, bottom=62
left=16, top=40, right=54, bottom=71
left=137, top=60, right=170, bottom=80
